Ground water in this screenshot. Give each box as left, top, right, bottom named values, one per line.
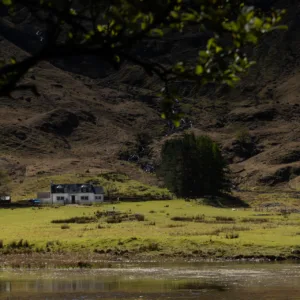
left=1, top=262, right=300, bottom=299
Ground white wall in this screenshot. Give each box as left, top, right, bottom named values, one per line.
left=51, top=193, right=104, bottom=204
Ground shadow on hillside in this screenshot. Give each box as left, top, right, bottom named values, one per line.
left=195, top=193, right=249, bottom=208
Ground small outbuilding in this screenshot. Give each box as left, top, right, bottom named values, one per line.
left=0, top=195, right=11, bottom=205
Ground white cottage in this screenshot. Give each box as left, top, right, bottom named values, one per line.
left=38, top=183, right=104, bottom=205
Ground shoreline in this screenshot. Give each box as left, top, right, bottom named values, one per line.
left=0, top=252, right=299, bottom=269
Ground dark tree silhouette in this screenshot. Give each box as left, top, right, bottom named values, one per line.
left=158, top=133, right=230, bottom=198
left=0, top=0, right=286, bottom=119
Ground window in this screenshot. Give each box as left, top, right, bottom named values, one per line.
left=81, top=196, right=89, bottom=200
left=57, top=196, right=65, bottom=201
left=95, top=196, right=102, bottom=200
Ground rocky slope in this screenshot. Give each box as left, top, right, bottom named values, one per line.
left=0, top=0, right=300, bottom=195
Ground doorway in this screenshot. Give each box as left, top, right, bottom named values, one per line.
left=71, top=195, right=76, bottom=204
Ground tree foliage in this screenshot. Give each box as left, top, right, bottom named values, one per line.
left=158, top=133, right=230, bottom=197
left=0, top=0, right=286, bottom=120
left=104, top=181, right=118, bottom=200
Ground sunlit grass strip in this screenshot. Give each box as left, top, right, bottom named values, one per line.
left=0, top=199, right=299, bottom=260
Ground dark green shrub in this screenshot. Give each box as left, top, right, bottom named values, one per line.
left=77, top=261, right=92, bottom=269
left=7, top=239, right=31, bottom=249
left=194, top=214, right=205, bottom=222
left=242, top=218, right=268, bottom=223
left=215, top=216, right=235, bottom=223
left=61, top=224, right=70, bottom=229
left=171, top=216, right=194, bottom=222
left=52, top=216, right=96, bottom=224
left=147, top=242, right=160, bottom=251
left=106, top=216, right=122, bottom=223
left=135, top=214, right=145, bottom=221
left=158, top=133, right=230, bottom=198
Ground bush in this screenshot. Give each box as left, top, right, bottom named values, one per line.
left=225, top=232, right=239, bottom=239
left=106, top=216, right=122, bottom=223
left=134, top=214, right=145, bottom=221
left=242, top=218, right=268, bottom=223
left=171, top=215, right=205, bottom=222
left=97, top=224, right=106, bottom=229
left=171, top=216, right=194, bottom=222
left=61, top=224, right=70, bottom=229
left=77, top=261, right=92, bottom=269
left=147, top=242, right=160, bottom=251
left=158, top=133, right=230, bottom=198
left=235, top=127, right=252, bottom=144
left=7, top=239, right=31, bottom=249
left=215, top=216, right=235, bottom=223
left=52, top=216, right=96, bottom=224
left=194, top=214, right=205, bottom=222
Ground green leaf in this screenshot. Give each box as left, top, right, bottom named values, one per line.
left=114, top=55, right=120, bottom=63
left=245, top=33, right=258, bottom=44
left=253, top=17, right=263, bottom=29
left=170, top=11, right=179, bottom=19
left=181, top=13, right=196, bottom=22
left=69, top=8, right=77, bottom=15
left=207, top=38, right=215, bottom=50
left=269, top=25, right=288, bottom=31
left=97, top=25, right=107, bottom=32
left=173, top=62, right=185, bottom=73
left=173, top=119, right=180, bottom=127
left=149, top=28, right=164, bottom=37
left=2, top=0, right=12, bottom=5
left=195, top=65, right=203, bottom=75
left=215, top=46, right=223, bottom=53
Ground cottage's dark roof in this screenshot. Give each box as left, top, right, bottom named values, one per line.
left=51, top=184, right=104, bottom=194
left=94, top=186, right=104, bottom=194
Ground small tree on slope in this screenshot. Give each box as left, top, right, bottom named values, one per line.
left=158, top=133, right=230, bottom=198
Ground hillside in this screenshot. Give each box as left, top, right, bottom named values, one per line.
left=0, top=1, right=300, bottom=198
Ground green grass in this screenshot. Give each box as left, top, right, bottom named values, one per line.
left=12, top=172, right=172, bottom=200
left=1, top=199, right=300, bottom=259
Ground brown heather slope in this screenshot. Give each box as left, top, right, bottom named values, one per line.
left=1, top=0, right=300, bottom=196
left=0, top=39, right=164, bottom=195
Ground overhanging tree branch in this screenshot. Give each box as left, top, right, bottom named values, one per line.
left=0, top=0, right=287, bottom=121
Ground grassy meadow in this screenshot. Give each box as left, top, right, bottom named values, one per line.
left=1, top=199, right=300, bottom=263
